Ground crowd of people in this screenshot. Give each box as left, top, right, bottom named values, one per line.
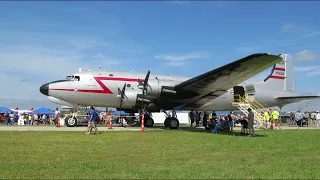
left=189, top=109, right=256, bottom=137
left=0, top=108, right=60, bottom=125
left=288, top=111, right=320, bottom=127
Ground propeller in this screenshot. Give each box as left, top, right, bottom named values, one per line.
left=138, top=70, right=150, bottom=111
left=118, top=83, right=127, bottom=111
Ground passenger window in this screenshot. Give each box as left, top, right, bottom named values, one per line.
left=127, top=84, right=131, bottom=88
left=74, top=76, right=80, bottom=81
left=109, top=74, right=113, bottom=77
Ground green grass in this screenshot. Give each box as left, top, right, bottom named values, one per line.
left=1, top=129, right=320, bottom=179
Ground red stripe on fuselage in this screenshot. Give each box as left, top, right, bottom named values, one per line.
left=274, top=67, right=285, bottom=71
left=49, top=77, right=144, bottom=94
left=270, top=75, right=285, bottom=80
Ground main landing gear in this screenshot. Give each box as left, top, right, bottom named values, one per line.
left=139, top=112, right=154, bottom=128
left=163, top=110, right=180, bottom=129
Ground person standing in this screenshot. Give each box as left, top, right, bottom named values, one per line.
left=54, top=108, right=59, bottom=125
left=86, top=106, right=99, bottom=135
left=4, top=112, right=9, bottom=125
left=272, top=109, right=280, bottom=129
left=263, top=110, right=270, bottom=128
left=195, top=111, right=200, bottom=127
left=189, top=110, right=195, bottom=127
left=228, top=111, right=233, bottom=132
left=247, top=108, right=255, bottom=137
left=210, top=112, right=217, bottom=134
left=203, top=112, right=208, bottom=127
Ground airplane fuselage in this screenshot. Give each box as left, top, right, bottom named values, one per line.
left=42, top=70, right=296, bottom=111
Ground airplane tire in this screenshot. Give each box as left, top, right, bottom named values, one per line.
left=169, top=117, right=179, bottom=129
left=164, top=118, right=170, bottom=128
left=145, top=118, right=154, bottom=127
left=65, top=116, right=77, bottom=127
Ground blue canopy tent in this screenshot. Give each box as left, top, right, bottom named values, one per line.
left=32, top=107, right=54, bottom=115
left=0, top=107, right=14, bottom=113
left=112, top=111, right=129, bottom=116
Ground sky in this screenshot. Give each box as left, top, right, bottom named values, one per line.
left=0, top=1, right=319, bottom=111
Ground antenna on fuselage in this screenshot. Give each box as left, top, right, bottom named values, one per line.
left=79, top=68, right=82, bottom=72
left=130, top=68, right=135, bottom=73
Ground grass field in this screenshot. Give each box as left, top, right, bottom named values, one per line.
left=1, top=129, right=320, bottom=179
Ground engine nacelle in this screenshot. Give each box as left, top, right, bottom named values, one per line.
left=121, top=89, right=138, bottom=109
left=141, top=79, right=181, bottom=98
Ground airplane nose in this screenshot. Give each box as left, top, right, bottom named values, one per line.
left=40, top=83, right=49, bottom=96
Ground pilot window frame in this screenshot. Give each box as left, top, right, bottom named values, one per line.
left=65, top=76, right=73, bottom=80
left=74, top=76, right=80, bottom=81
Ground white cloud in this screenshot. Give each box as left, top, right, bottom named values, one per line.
left=294, top=65, right=320, bottom=72
left=164, top=61, right=186, bottom=66
left=155, top=52, right=210, bottom=61
left=294, top=66, right=320, bottom=76
left=294, top=50, right=318, bottom=61
left=155, top=52, right=210, bottom=67
left=264, top=31, right=320, bottom=46
left=281, top=23, right=297, bottom=32
left=0, top=30, right=138, bottom=104
left=306, top=71, right=320, bottom=76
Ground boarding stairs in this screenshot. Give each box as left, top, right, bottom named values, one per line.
left=232, top=94, right=267, bottom=127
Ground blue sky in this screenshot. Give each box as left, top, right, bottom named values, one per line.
left=0, top=1, right=319, bottom=109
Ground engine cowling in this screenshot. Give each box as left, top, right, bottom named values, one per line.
left=121, top=89, right=138, bottom=109
left=139, top=79, right=181, bottom=98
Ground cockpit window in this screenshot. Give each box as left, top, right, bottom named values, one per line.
left=65, top=76, right=73, bottom=80
left=74, top=76, right=80, bottom=81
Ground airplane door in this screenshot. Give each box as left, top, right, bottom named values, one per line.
left=233, top=86, right=245, bottom=102
left=245, top=85, right=255, bottom=102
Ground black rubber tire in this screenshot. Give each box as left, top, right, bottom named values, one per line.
left=145, top=118, right=154, bottom=127
left=164, top=118, right=170, bottom=128
left=65, top=116, right=77, bottom=127
left=168, top=117, right=179, bottom=129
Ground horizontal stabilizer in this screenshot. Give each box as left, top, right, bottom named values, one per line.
left=276, top=95, right=320, bottom=103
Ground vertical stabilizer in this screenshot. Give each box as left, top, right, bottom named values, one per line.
left=263, top=54, right=295, bottom=92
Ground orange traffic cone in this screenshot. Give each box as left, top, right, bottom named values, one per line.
left=108, top=113, right=113, bottom=129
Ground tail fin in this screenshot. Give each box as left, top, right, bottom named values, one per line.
left=263, top=54, right=295, bottom=92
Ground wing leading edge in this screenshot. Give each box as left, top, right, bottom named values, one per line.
left=170, top=53, right=283, bottom=109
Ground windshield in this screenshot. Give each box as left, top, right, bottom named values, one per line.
left=65, top=75, right=73, bottom=80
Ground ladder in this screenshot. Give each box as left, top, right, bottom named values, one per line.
left=232, top=94, right=267, bottom=126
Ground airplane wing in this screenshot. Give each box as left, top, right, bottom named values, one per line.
left=276, top=95, right=320, bottom=104
left=162, top=53, right=283, bottom=109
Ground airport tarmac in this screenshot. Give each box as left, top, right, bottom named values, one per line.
left=0, top=125, right=318, bottom=131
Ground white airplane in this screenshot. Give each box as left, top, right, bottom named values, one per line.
left=40, top=53, right=320, bottom=129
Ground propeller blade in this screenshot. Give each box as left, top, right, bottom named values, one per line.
left=121, top=83, right=126, bottom=97
left=118, top=87, right=122, bottom=95
left=143, top=70, right=150, bottom=87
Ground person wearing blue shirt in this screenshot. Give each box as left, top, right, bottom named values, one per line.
left=85, top=106, right=99, bottom=135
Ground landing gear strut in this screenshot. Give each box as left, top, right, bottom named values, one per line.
left=139, top=111, right=154, bottom=128
left=163, top=110, right=180, bottom=129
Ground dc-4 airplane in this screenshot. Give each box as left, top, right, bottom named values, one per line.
left=40, top=53, right=320, bottom=129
